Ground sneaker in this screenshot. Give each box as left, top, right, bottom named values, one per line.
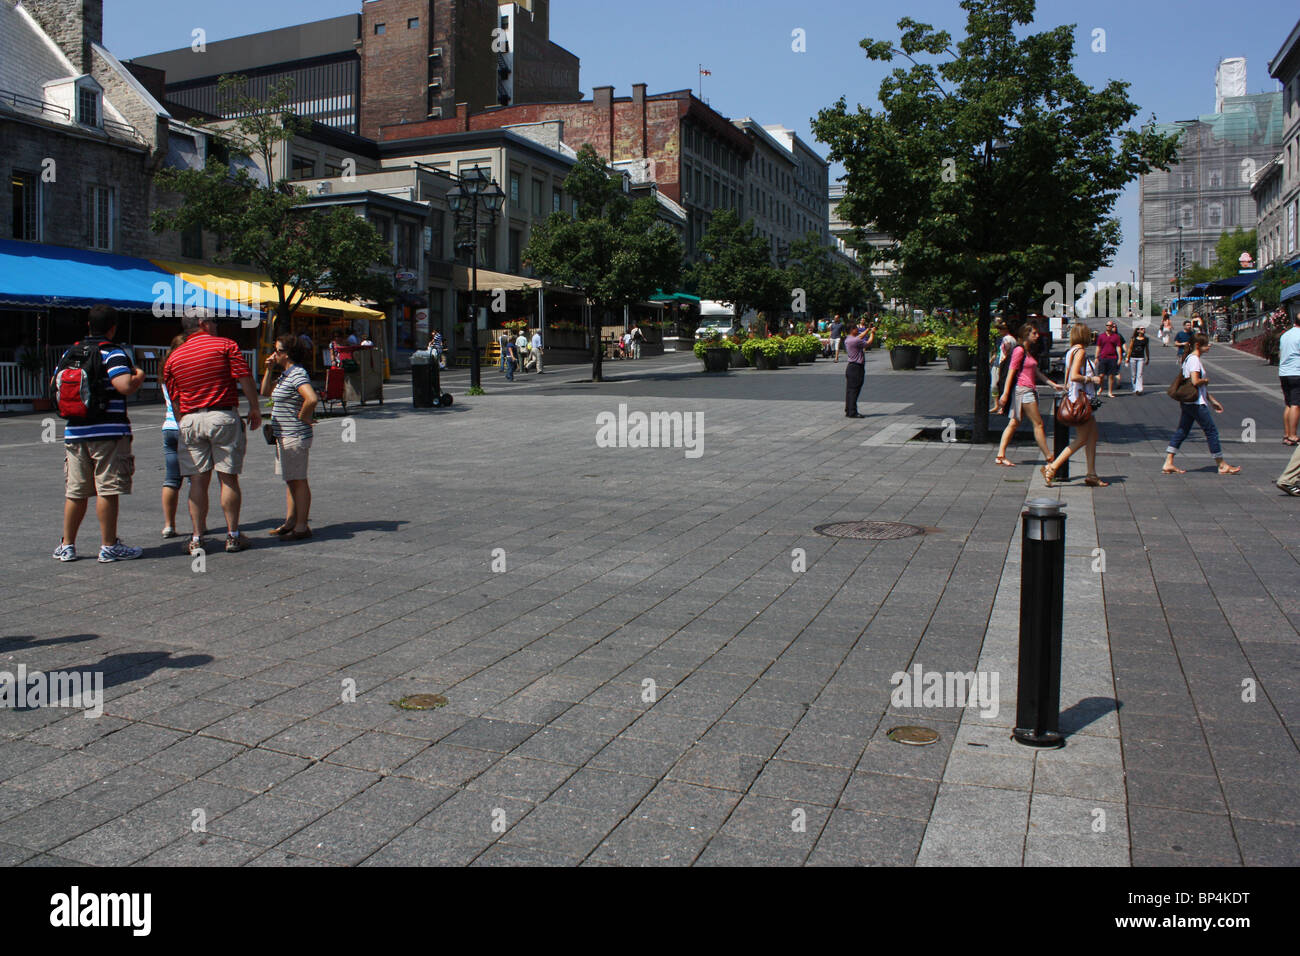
left=225, top=534, right=250, bottom=553
left=161, top=526, right=178, bottom=538
left=1277, top=481, right=1300, bottom=497
left=52, top=542, right=77, bottom=562
left=187, top=537, right=205, bottom=555
left=98, top=540, right=142, bottom=563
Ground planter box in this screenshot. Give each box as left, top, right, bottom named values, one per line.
left=889, top=345, right=921, bottom=370
left=729, top=349, right=749, bottom=368
left=701, top=348, right=731, bottom=373
left=947, top=345, right=973, bottom=371
left=754, top=352, right=781, bottom=371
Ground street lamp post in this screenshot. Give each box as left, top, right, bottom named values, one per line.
left=1176, top=225, right=1184, bottom=304
left=447, top=166, right=505, bottom=392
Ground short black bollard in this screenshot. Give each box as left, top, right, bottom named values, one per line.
left=1014, top=498, right=1067, bottom=748
left=1052, top=402, right=1070, bottom=482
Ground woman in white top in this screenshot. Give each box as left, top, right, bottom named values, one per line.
left=1043, top=323, right=1108, bottom=487
left=1162, top=334, right=1241, bottom=475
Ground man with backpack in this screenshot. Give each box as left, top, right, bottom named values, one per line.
left=51, top=304, right=145, bottom=563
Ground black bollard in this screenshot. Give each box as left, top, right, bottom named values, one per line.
left=1014, top=498, right=1067, bottom=748
left=1052, top=400, right=1070, bottom=482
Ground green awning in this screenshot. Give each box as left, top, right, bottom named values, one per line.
left=650, top=290, right=701, bottom=303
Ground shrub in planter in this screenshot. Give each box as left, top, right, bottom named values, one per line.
left=889, top=344, right=921, bottom=370
left=743, top=336, right=784, bottom=370
left=694, top=333, right=734, bottom=372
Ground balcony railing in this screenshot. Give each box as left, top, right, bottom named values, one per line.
left=0, top=88, right=71, bottom=120
left=104, top=118, right=145, bottom=144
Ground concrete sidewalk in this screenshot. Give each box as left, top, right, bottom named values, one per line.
left=0, top=346, right=1294, bottom=866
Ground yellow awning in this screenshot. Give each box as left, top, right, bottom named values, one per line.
left=453, top=265, right=542, bottom=292
left=151, top=260, right=384, bottom=322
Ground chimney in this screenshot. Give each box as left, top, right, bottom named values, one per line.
left=24, top=0, right=103, bottom=75
left=631, top=84, right=647, bottom=158
left=593, top=86, right=614, bottom=157
left=457, top=102, right=471, bottom=132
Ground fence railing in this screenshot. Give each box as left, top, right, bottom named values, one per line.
left=0, top=363, right=44, bottom=403
left=0, top=88, right=70, bottom=121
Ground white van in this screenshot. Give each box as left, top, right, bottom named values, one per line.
left=694, top=300, right=757, bottom=340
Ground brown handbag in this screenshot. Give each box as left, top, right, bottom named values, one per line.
left=1056, top=391, right=1092, bottom=426
left=1167, top=372, right=1198, bottom=403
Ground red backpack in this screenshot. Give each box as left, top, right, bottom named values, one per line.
left=51, top=340, right=111, bottom=422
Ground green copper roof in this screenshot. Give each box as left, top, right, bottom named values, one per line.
left=1151, top=92, right=1284, bottom=149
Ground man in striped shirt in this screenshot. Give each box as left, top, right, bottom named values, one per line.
left=162, top=314, right=262, bottom=554
left=53, top=305, right=146, bottom=563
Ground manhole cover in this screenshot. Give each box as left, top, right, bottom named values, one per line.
left=887, top=726, right=941, bottom=746
left=814, top=521, right=926, bottom=540
left=393, top=694, right=448, bottom=710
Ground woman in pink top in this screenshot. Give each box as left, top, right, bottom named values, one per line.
left=994, top=324, right=1064, bottom=467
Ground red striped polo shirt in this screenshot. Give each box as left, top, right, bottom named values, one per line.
left=162, top=331, right=252, bottom=417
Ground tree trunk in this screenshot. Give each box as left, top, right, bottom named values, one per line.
left=973, top=290, right=992, bottom=443
left=591, top=304, right=604, bottom=383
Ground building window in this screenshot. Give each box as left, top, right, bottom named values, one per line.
left=1207, top=202, right=1223, bottom=229
left=181, top=224, right=203, bottom=259
left=509, top=172, right=520, bottom=205
left=89, top=186, right=113, bottom=250
left=1180, top=172, right=1193, bottom=189
left=532, top=180, right=543, bottom=215
left=429, top=211, right=444, bottom=259
left=371, top=214, right=392, bottom=247
left=552, top=189, right=562, bottom=213
left=1179, top=204, right=1194, bottom=228
left=291, top=155, right=316, bottom=180
left=374, top=22, right=386, bottom=35
left=571, top=198, right=579, bottom=218
left=77, top=86, right=99, bottom=127
left=398, top=221, right=419, bottom=267
left=408, top=17, right=419, bottom=29
left=509, top=229, right=522, bottom=273
left=323, top=160, right=343, bottom=178
left=10, top=172, right=39, bottom=241
left=1208, top=168, right=1222, bottom=188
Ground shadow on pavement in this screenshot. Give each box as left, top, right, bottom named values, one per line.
left=1060, top=695, right=1120, bottom=736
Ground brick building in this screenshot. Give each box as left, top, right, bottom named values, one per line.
left=377, top=85, right=755, bottom=261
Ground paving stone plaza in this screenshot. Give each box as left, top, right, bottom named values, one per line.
left=1, top=330, right=1297, bottom=868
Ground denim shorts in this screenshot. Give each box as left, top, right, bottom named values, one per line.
left=163, top=428, right=181, bottom=489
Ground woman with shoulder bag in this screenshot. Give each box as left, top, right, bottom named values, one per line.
left=260, top=334, right=318, bottom=539
left=1161, top=333, right=1241, bottom=476
left=994, top=323, right=1064, bottom=467
left=1043, top=323, right=1108, bottom=487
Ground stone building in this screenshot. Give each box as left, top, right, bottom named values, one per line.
left=1139, top=58, right=1283, bottom=299
left=1252, top=21, right=1300, bottom=273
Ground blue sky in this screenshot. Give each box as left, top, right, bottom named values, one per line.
left=107, top=0, right=1298, bottom=288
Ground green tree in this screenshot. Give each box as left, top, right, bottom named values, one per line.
left=690, top=209, right=785, bottom=329
left=812, top=0, right=1179, bottom=441
left=151, top=75, right=392, bottom=339
left=524, top=144, right=682, bottom=381
left=1183, top=228, right=1258, bottom=284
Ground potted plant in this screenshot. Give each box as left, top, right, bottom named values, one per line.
left=947, top=328, right=975, bottom=371
left=729, top=329, right=751, bottom=367
left=694, top=332, right=732, bottom=372
left=743, top=336, right=783, bottom=370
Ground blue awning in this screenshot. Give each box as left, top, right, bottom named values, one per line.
left=0, top=240, right=257, bottom=318
left=1282, top=282, right=1300, bottom=303
left=1200, top=273, right=1257, bottom=298
left=1230, top=284, right=1257, bottom=302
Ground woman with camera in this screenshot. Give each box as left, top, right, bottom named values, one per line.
left=1043, top=323, right=1108, bottom=487
left=260, top=334, right=318, bottom=540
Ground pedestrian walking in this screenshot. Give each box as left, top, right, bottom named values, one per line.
left=1095, top=320, right=1125, bottom=398
left=843, top=321, right=875, bottom=418
left=830, top=315, right=844, bottom=363
left=630, top=324, right=644, bottom=360
left=498, top=331, right=509, bottom=372
left=161, top=314, right=262, bottom=554
left=1043, top=323, right=1109, bottom=487
left=1159, top=311, right=1172, bottom=347
left=528, top=328, right=544, bottom=373
left=516, top=330, right=530, bottom=371
left=160, top=333, right=186, bottom=538
left=260, top=334, right=317, bottom=540
left=994, top=323, right=1064, bottom=466
left=50, top=304, right=146, bottom=562
left=1125, top=325, right=1150, bottom=395
left=1277, top=311, right=1300, bottom=447
left=504, top=336, right=518, bottom=381
left=1161, top=334, right=1241, bottom=476
left=1173, top=319, right=1193, bottom=362
left=991, top=320, right=1016, bottom=411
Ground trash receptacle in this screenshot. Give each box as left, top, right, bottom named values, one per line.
left=412, top=350, right=435, bottom=408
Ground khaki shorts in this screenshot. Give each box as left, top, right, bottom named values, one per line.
left=274, top=436, right=311, bottom=482
left=178, top=409, right=246, bottom=476
left=65, top=437, right=134, bottom=499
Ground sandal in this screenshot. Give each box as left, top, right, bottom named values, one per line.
left=1284, top=437, right=1299, bottom=446
left=1084, top=474, right=1109, bottom=487
left=1041, top=465, right=1055, bottom=487
left=995, top=456, right=1017, bottom=467
left=1218, top=465, right=1242, bottom=475
left=268, top=524, right=294, bottom=536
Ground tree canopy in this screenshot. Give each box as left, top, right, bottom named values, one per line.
left=151, top=75, right=392, bottom=339
left=524, top=144, right=682, bottom=381
left=689, top=209, right=785, bottom=325
left=812, top=0, right=1179, bottom=440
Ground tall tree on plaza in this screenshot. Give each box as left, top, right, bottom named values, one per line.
left=812, top=0, right=1180, bottom=441
left=1182, top=227, right=1257, bottom=285
left=524, top=144, right=682, bottom=382
left=690, top=210, right=787, bottom=333
left=152, top=75, right=392, bottom=339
